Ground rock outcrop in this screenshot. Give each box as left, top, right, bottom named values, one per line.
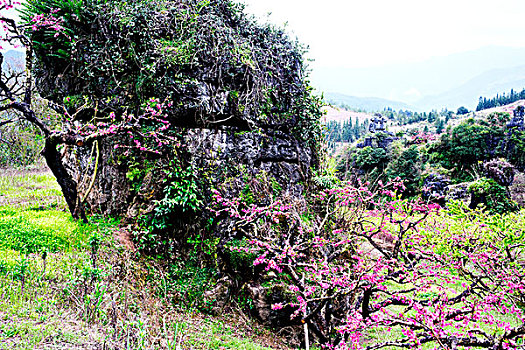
left=26, top=0, right=322, bottom=338
left=510, top=172, right=525, bottom=207
left=28, top=0, right=322, bottom=219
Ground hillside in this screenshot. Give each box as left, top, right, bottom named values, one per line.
left=416, top=65, right=525, bottom=110
left=474, top=98, right=525, bottom=117
left=4, top=0, right=525, bottom=349
left=322, top=105, right=374, bottom=123
left=312, top=46, right=525, bottom=111
left=0, top=169, right=291, bottom=349
left=324, top=92, right=416, bottom=112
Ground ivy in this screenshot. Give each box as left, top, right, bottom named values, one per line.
left=468, top=177, right=518, bottom=214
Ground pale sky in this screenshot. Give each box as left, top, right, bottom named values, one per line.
left=240, top=0, right=525, bottom=69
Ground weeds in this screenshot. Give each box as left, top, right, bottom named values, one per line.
left=0, top=168, right=289, bottom=349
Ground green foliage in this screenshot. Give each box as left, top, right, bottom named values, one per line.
left=235, top=170, right=284, bottom=205
left=477, top=88, right=525, bottom=111
left=187, top=232, right=219, bottom=260
left=167, top=257, right=217, bottom=312
left=434, top=117, right=445, bottom=134
left=487, top=112, right=511, bottom=127
left=313, top=156, right=340, bottom=189
left=0, top=120, right=43, bottom=167
left=155, top=164, right=202, bottom=216
left=456, top=106, right=469, bottom=115
left=0, top=171, right=65, bottom=212
left=12, top=256, right=29, bottom=282
left=385, top=145, right=421, bottom=196
left=0, top=97, right=56, bottom=168
left=290, top=86, right=325, bottom=151
left=353, top=146, right=389, bottom=172
left=224, top=238, right=257, bottom=274
left=0, top=208, right=91, bottom=253
left=138, top=159, right=204, bottom=255
left=240, top=183, right=255, bottom=205
left=431, top=118, right=503, bottom=175
left=507, top=129, right=525, bottom=169
left=324, top=117, right=369, bottom=144
left=468, top=177, right=518, bottom=214
left=125, top=159, right=155, bottom=193
left=428, top=112, right=525, bottom=178
left=0, top=169, right=280, bottom=349
left=21, top=0, right=83, bottom=58
left=338, top=111, right=525, bottom=211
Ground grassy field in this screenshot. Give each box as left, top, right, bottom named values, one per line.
left=0, top=167, right=291, bottom=350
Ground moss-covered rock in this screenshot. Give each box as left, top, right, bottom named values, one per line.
left=23, top=0, right=323, bottom=260
left=25, top=0, right=322, bottom=145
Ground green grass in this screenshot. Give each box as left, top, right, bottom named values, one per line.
left=0, top=168, right=290, bottom=350
left=0, top=207, right=92, bottom=253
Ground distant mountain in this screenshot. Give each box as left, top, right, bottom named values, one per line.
left=311, top=46, right=525, bottom=109
left=415, top=65, right=525, bottom=110
left=324, top=92, right=416, bottom=112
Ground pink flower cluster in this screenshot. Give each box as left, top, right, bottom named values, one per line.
left=211, top=177, right=525, bottom=349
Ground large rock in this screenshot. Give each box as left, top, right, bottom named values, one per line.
left=446, top=183, right=471, bottom=205
left=421, top=174, right=450, bottom=205
left=68, top=124, right=314, bottom=216
left=29, top=0, right=322, bottom=218
left=29, top=0, right=322, bottom=336
left=510, top=172, right=525, bottom=207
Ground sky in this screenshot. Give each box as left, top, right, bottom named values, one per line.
left=3, top=0, right=525, bottom=107
left=240, top=0, right=525, bottom=70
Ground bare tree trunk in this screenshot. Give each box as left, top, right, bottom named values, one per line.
left=42, top=138, right=88, bottom=223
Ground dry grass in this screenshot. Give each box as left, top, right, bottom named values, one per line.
left=0, top=167, right=65, bottom=210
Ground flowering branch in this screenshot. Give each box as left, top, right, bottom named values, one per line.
left=212, top=177, right=525, bottom=349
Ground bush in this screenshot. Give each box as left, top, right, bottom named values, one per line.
left=385, top=144, right=421, bottom=196
left=167, top=256, right=218, bottom=312
left=0, top=119, right=43, bottom=167
left=468, top=177, right=518, bottom=214
left=482, top=158, right=515, bottom=186
left=353, top=146, right=389, bottom=172
left=432, top=118, right=501, bottom=173
left=457, top=106, right=469, bottom=115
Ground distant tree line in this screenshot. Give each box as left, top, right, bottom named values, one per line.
left=381, top=108, right=450, bottom=134
left=476, top=88, right=525, bottom=111
left=325, top=118, right=370, bottom=143
left=389, top=109, right=452, bottom=126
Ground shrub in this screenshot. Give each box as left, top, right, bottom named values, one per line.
left=482, top=158, right=515, bottom=187
left=457, top=106, right=469, bottom=115
left=0, top=122, right=43, bottom=167
left=353, top=146, right=389, bottom=172
left=468, top=177, right=518, bottom=214
left=385, top=144, right=421, bottom=197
